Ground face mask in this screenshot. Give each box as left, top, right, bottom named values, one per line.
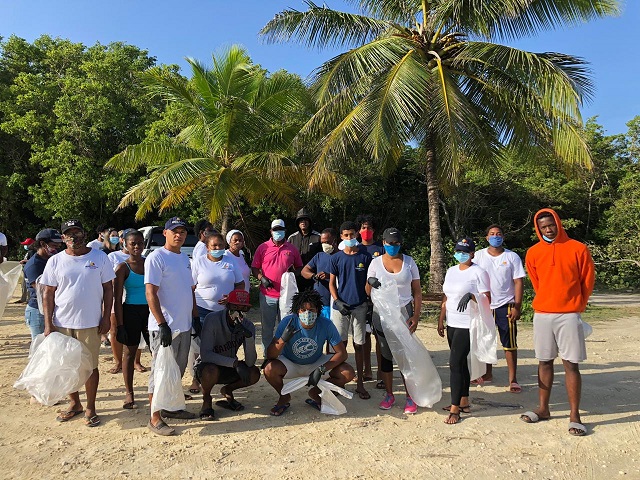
left=360, top=230, right=373, bottom=242
left=542, top=235, right=554, bottom=243
left=23, top=245, right=29, bottom=251
left=299, top=310, right=317, bottom=327
left=230, top=310, right=244, bottom=323
left=343, top=238, right=358, bottom=248
left=322, top=243, right=334, bottom=254
left=64, top=232, right=85, bottom=249
left=272, top=230, right=285, bottom=242
left=46, top=245, right=58, bottom=255
left=384, top=244, right=401, bottom=256
left=209, top=249, right=225, bottom=258
left=109, top=236, right=120, bottom=245
left=488, top=236, right=503, bottom=247
left=454, top=252, right=471, bottom=263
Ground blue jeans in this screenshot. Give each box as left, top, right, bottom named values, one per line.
left=25, top=305, right=44, bottom=340
left=197, top=305, right=214, bottom=326
left=259, top=293, right=280, bottom=356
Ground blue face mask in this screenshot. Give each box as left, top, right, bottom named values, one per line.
left=343, top=238, right=358, bottom=248
left=272, top=230, right=285, bottom=242
left=488, top=236, right=503, bottom=247
left=384, top=244, right=401, bottom=256
left=109, top=236, right=120, bottom=245
left=542, top=235, right=554, bottom=243
left=23, top=245, right=29, bottom=250
left=454, top=252, right=471, bottom=263
left=299, top=310, right=317, bottom=327
left=208, top=249, right=225, bottom=258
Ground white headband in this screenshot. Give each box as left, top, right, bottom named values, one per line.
left=226, top=229, right=243, bottom=245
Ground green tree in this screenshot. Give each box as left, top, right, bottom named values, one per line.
left=107, top=45, right=313, bottom=233
left=261, top=0, right=619, bottom=292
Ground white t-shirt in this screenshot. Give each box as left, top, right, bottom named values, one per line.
left=473, top=248, right=526, bottom=309
left=40, top=249, right=115, bottom=329
left=223, top=250, right=251, bottom=292
left=144, top=247, right=195, bottom=333
left=87, top=239, right=103, bottom=250
left=108, top=250, right=130, bottom=270
left=192, top=241, right=207, bottom=258
left=367, top=254, right=420, bottom=306
left=192, top=255, right=243, bottom=311
left=442, top=264, right=490, bottom=329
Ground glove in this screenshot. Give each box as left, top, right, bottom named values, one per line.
left=192, top=316, right=202, bottom=338
left=116, top=325, right=129, bottom=345
left=235, top=361, right=252, bottom=385
left=457, top=293, right=474, bottom=312
left=233, top=321, right=253, bottom=338
left=158, top=322, right=172, bottom=347
left=334, top=299, right=350, bottom=316
left=307, top=366, right=323, bottom=387
left=367, top=277, right=381, bottom=289
left=260, top=275, right=273, bottom=289
left=280, top=318, right=300, bottom=343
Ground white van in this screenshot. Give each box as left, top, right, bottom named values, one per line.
left=139, top=226, right=198, bottom=258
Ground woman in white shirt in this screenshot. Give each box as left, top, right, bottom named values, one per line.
left=366, top=227, right=422, bottom=415
left=223, top=229, right=251, bottom=292
left=437, top=237, right=490, bottom=425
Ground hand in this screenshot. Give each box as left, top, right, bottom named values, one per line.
left=280, top=318, right=300, bottom=343
left=260, top=275, right=273, bottom=289
left=313, top=272, right=327, bottom=281
left=407, top=315, right=419, bottom=334
left=192, top=316, right=202, bottom=338
left=508, top=305, right=521, bottom=322
left=159, top=322, right=172, bottom=347
left=457, top=293, right=474, bottom=312
left=98, top=316, right=111, bottom=335
left=235, top=360, right=252, bottom=385
left=218, top=295, right=229, bottom=305
left=334, top=299, right=350, bottom=316
left=116, top=325, right=129, bottom=344
left=437, top=320, right=445, bottom=338
left=307, top=366, right=322, bottom=387
left=44, top=323, right=56, bottom=337
left=232, top=320, right=253, bottom=338
left=367, top=277, right=381, bottom=289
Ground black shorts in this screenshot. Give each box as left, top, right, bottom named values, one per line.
left=494, top=303, right=517, bottom=350
left=194, top=362, right=240, bottom=385
left=122, top=303, right=150, bottom=347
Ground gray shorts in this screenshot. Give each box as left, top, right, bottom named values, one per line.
left=148, top=330, right=192, bottom=393
left=280, top=354, right=333, bottom=379
left=533, top=312, right=587, bottom=363
left=372, top=302, right=413, bottom=361
left=331, top=302, right=368, bottom=345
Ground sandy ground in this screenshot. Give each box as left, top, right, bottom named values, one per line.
left=1, top=289, right=639, bottom=480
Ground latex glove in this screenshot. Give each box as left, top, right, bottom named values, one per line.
left=235, top=361, right=252, bottom=385
left=116, top=325, right=129, bottom=345
left=159, top=322, right=172, bottom=347
left=307, top=366, right=322, bottom=387
left=232, top=320, right=253, bottom=338
left=192, top=316, right=202, bottom=338
left=334, top=299, right=350, bottom=316
left=457, top=293, right=474, bottom=312
left=367, top=277, right=381, bottom=289
left=280, top=318, right=300, bottom=343
left=260, top=276, right=273, bottom=289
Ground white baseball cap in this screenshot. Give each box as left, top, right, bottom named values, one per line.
left=271, top=219, right=285, bottom=229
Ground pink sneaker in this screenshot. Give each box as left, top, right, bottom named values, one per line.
left=379, top=393, right=395, bottom=410
left=404, top=396, right=417, bottom=414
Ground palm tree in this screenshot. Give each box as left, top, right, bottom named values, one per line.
left=106, top=45, right=312, bottom=233
left=261, top=0, right=619, bottom=292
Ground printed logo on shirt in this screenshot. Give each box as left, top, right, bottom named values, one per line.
left=356, top=262, right=366, bottom=271
left=373, top=252, right=380, bottom=257
left=85, top=261, right=98, bottom=269
left=292, top=337, right=318, bottom=359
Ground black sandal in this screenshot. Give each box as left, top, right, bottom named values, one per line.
left=199, top=408, right=216, bottom=421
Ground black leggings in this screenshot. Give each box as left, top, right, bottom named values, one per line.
left=447, top=326, right=471, bottom=406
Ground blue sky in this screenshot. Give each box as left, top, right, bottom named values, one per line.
left=1, top=0, right=637, bottom=135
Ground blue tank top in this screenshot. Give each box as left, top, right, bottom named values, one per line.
left=123, top=263, right=147, bottom=305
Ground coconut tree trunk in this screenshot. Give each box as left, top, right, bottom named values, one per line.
left=425, top=142, right=445, bottom=294
left=220, top=206, right=231, bottom=237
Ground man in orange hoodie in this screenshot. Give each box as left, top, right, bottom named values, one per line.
left=521, top=208, right=595, bottom=436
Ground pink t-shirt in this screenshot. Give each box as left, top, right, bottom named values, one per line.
left=251, top=239, right=303, bottom=298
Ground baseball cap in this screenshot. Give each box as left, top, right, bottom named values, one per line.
left=35, top=229, right=63, bottom=243
left=61, top=219, right=85, bottom=234
left=271, top=219, right=285, bottom=230
left=20, top=238, right=35, bottom=246
left=382, top=227, right=403, bottom=243
left=120, top=228, right=136, bottom=239
left=164, top=217, right=188, bottom=231
left=227, top=289, right=251, bottom=311
left=454, top=237, right=476, bottom=253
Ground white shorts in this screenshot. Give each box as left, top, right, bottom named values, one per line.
left=280, top=354, right=333, bottom=379
left=533, top=312, right=587, bottom=363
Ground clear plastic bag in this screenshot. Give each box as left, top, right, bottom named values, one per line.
left=580, top=317, right=593, bottom=338
left=0, top=261, right=23, bottom=320
left=467, top=292, right=498, bottom=381
left=279, top=272, right=298, bottom=316
left=14, top=332, right=93, bottom=406
left=371, top=281, right=442, bottom=407
left=151, top=331, right=186, bottom=413
left=281, top=377, right=353, bottom=415
left=35, top=275, right=45, bottom=315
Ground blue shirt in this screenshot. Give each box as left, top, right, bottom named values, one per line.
left=362, top=242, right=385, bottom=259
left=274, top=314, right=342, bottom=365
left=306, top=252, right=333, bottom=306
left=330, top=247, right=372, bottom=308
left=23, top=253, right=48, bottom=308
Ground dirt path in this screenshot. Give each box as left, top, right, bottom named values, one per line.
left=1, top=294, right=639, bottom=479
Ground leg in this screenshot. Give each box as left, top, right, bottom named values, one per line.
left=563, top=359, right=583, bottom=431
left=446, top=326, right=470, bottom=423
left=263, top=359, right=291, bottom=412
left=198, top=364, right=221, bottom=417
left=327, top=362, right=355, bottom=388
left=259, top=293, right=279, bottom=356
left=528, top=360, right=554, bottom=421
left=483, top=363, right=493, bottom=382
left=84, top=368, right=100, bottom=418
left=506, top=350, right=518, bottom=385
left=122, top=344, right=137, bottom=407
left=351, top=303, right=370, bottom=399
left=109, top=313, right=123, bottom=373
left=221, top=366, right=261, bottom=396
left=134, top=349, right=147, bottom=372
left=363, top=331, right=373, bottom=379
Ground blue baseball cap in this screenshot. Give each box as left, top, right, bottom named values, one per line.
left=164, top=217, right=188, bottom=231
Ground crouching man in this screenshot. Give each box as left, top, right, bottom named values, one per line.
left=195, top=289, right=260, bottom=420
left=263, top=290, right=355, bottom=416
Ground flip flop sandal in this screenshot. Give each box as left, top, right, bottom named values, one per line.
left=568, top=422, right=587, bottom=436
left=509, top=382, right=522, bottom=393
left=184, top=393, right=193, bottom=401
left=356, top=389, right=371, bottom=400
left=375, top=380, right=386, bottom=390
left=189, top=388, right=201, bottom=394
left=161, top=409, right=196, bottom=419
left=122, top=402, right=136, bottom=410
left=442, top=405, right=471, bottom=414
left=85, top=415, right=101, bottom=427
left=199, top=408, right=216, bottom=421
left=147, top=420, right=175, bottom=436
left=216, top=399, right=245, bottom=411
left=520, top=411, right=550, bottom=423
left=305, top=398, right=321, bottom=411
left=56, top=409, right=84, bottom=422
left=444, top=412, right=461, bottom=425
left=270, top=403, right=290, bottom=416
left=363, top=376, right=374, bottom=382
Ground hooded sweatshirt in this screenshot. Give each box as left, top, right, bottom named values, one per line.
left=525, top=208, right=595, bottom=313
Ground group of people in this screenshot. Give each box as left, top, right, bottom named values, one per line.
left=16, top=206, right=594, bottom=437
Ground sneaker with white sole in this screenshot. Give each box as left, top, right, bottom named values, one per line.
left=404, top=396, right=417, bottom=414
left=379, top=393, right=395, bottom=410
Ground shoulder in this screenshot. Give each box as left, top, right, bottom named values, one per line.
left=287, top=231, right=301, bottom=240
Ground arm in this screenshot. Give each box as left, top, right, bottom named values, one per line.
left=525, top=252, right=538, bottom=293
left=43, top=285, right=57, bottom=336
left=99, top=281, right=113, bottom=334
left=301, top=264, right=316, bottom=280
left=113, top=264, right=128, bottom=327
left=233, top=280, right=245, bottom=290
left=145, top=284, right=167, bottom=325
left=509, top=277, right=524, bottom=321
left=266, top=337, right=284, bottom=360
left=191, top=287, right=198, bottom=318
left=580, top=247, right=596, bottom=311
left=408, top=278, right=422, bottom=333
left=324, top=340, right=348, bottom=370
left=437, top=294, right=447, bottom=337
left=329, top=273, right=339, bottom=301
left=242, top=326, right=258, bottom=367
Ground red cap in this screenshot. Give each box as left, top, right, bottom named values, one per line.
left=227, top=289, right=250, bottom=307
left=20, top=238, right=35, bottom=246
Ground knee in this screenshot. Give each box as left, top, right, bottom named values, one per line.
left=562, top=360, right=580, bottom=373
left=249, top=366, right=261, bottom=385
left=337, top=363, right=355, bottom=382
left=353, top=343, right=364, bottom=352
left=380, top=356, right=393, bottom=373
left=264, top=360, right=283, bottom=378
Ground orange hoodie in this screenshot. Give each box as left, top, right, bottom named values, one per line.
left=525, top=208, right=595, bottom=313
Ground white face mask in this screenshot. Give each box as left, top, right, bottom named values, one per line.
left=322, top=243, right=334, bottom=254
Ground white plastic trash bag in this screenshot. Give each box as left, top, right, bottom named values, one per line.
left=281, top=377, right=353, bottom=415
left=35, top=274, right=45, bottom=315
left=151, top=332, right=186, bottom=414
left=371, top=281, right=442, bottom=408
left=279, top=271, right=298, bottom=316
left=14, top=332, right=93, bottom=406
left=580, top=317, right=593, bottom=338
left=0, top=261, right=23, bottom=319
left=467, top=292, right=498, bottom=382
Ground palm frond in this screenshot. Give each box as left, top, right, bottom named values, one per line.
left=106, top=141, right=203, bottom=172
